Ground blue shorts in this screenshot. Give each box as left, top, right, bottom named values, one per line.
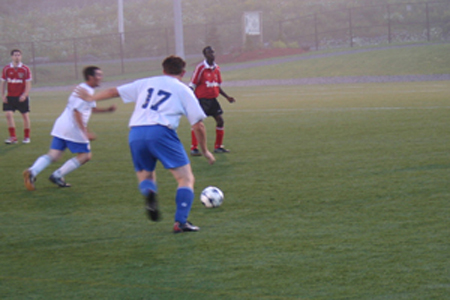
left=50, top=136, right=91, bottom=153
left=128, top=125, right=189, bottom=172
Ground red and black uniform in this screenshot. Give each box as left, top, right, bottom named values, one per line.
left=2, top=62, right=32, bottom=113
left=189, top=60, right=225, bottom=149
left=2, top=62, right=32, bottom=140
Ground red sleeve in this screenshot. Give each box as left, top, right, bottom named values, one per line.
left=25, top=65, right=32, bottom=81
left=1, top=66, right=6, bottom=81
left=190, top=63, right=204, bottom=86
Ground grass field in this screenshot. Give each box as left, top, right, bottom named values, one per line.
left=223, top=43, right=450, bottom=80
left=1, top=79, right=449, bottom=299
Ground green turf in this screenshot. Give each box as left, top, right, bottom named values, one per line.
left=1, top=81, right=449, bottom=299
left=223, top=43, right=450, bottom=80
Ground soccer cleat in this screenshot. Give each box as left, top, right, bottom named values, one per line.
left=145, top=191, right=160, bottom=221
left=23, top=169, right=36, bottom=191
left=173, top=221, right=200, bottom=233
left=5, top=137, right=18, bottom=144
left=49, top=174, right=71, bottom=187
left=214, top=147, right=230, bottom=153
left=190, top=148, right=201, bottom=156
left=22, top=138, right=31, bottom=144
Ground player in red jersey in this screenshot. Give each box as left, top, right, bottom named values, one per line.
left=1, top=49, right=32, bottom=144
left=189, top=46, right=235, bottom=155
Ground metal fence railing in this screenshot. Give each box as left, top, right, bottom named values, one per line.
left=1, top=1, right=449, bottom=85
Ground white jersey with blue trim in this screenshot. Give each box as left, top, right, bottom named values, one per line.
left=117, top=75, right=206, bottom=130
left=51, top=82, right=96, bottom=143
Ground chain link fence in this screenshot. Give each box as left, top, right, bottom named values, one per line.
left=1, top=1, right=449, bottom=86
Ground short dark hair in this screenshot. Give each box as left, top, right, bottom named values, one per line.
left=162, top=55, right=186, bottom=75
left=11, top=49, right=22, bottom=56
left=83, top=66, right=100, bottom=81
left=202, top=46, right=213, bottom=56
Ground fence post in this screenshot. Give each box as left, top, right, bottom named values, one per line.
left=426, top=3, right=430, bottom=41
left=387, top=4, right=392, bottom=43
left=349, top=8, right=353, bottom=47
left=31, top=42, right=37, bottom=84
left=73, top=38, right=78, bottom=80
left=314, top=13, right=319, bottom=50
left=165, top=27, right=170, bottom=55
left=119, top=32, right=125, bottom=74
left=278, top=20, right=283, bottom=41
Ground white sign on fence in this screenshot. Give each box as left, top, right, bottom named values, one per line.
left=244, top=11, right=262, bottom=35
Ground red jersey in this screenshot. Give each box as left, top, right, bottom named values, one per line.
left=1, top=63, right=32, bottom=97
left=189, top=61, right=222, bottom=99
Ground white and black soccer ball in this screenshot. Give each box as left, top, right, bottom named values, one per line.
left=200, top=186, right=224, bottom=208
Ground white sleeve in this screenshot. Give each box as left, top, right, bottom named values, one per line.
left=117, top=80, right=140, bottom=103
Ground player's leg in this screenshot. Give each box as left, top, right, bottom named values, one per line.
left=21, top=112, right=31, bottom=143
left=190, top=128, right=201, bottom=156
left=170, top=164, right=199, bottom=233
left=212, top=114, right=229, bottom=153
left=4, top=107, right=17, bottom=144
left=136, top=170, right=159, bottom=221
left=18, top=98, right=31, bottom=143
left=24, top=148, right=64, bottom=191
left=129, top=126, right=160, bottom=221
left=151, top=125, right=199, bottom=232
left=49, top=140, right=91, bottom=187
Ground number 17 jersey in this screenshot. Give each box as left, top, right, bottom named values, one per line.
left=117, top=75, right=206, bottom=130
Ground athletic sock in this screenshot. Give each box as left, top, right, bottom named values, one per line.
left=215, top=127, right=224, bottom=149
left=29, top=154, right=52, bottom=177
left=24, top=128, right=30, bottom=139
left=174, top=187, right=194, bottom=224
left=8, top=127, right=16, bottom=138
left=138, top=179, right=157, bottom=197
left=191, top=129, right=198, bottom=150
left=52, top=157, right=81, bottom=178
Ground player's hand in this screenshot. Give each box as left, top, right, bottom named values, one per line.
left=108, top=104, right=117, bottom=112
left=19, top=95, right=27, bottom=102
left=75, top=86, right=94, bottom=102
left=203, top=151, right=216, bottom=165
left=227, top=96, right=236, bottom=103
left=87, top=131, right=96, bottom=141
left=2, top=95, right=7, bottom=103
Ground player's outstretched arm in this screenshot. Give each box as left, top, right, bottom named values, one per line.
left=92, top=104, right=117, bottom=113
left=192, top=121, right=215, bottom=165
left=75, top=86, right=120, bottom=102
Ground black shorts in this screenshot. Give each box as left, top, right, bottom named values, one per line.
left=198, top=98, right=223, bottom=117
left=3, top=96, right=30, bottom=113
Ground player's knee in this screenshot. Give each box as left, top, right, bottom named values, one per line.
left=86, top=152, right=92, bottom=162
left=78, top=152, right=92, bottom=164
left=216, top=118, right=224, bottom=128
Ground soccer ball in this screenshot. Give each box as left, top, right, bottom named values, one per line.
left=200, top=186, right=224, bottom=208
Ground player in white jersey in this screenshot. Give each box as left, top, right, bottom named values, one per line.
left=23, top=66, right=116, bottom=190
left=75, top=56, right=215, bottom=233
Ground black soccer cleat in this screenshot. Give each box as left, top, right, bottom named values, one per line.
left=49, top=174, right=71, bottom=187
left=145, top=191, right=160, bottom=221
left=173, top=221, right=200, bottom=233
left=214, top=147, right=230, bottom=153
left=190, top=148, right=201, bottom=156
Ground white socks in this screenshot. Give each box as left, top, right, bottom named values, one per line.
left=29, top=155, right=52, bottom=177
left=52, top=157, right=81, bottom=178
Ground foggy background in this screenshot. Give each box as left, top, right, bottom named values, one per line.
left=1, top=0, right=449, bottom=84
